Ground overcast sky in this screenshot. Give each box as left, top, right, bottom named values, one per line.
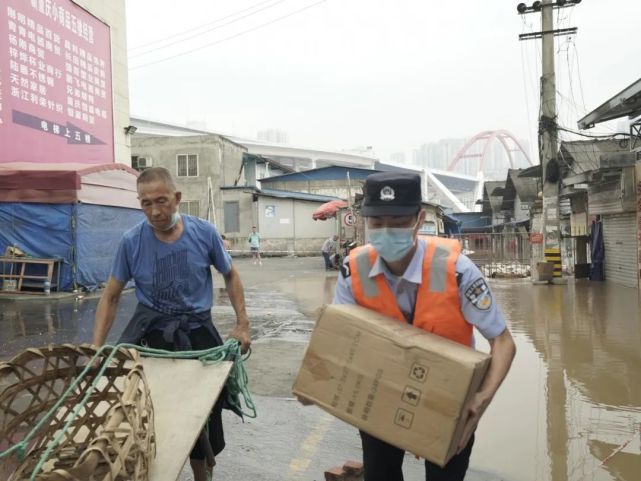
left=125, top=0, right=641, bottom=162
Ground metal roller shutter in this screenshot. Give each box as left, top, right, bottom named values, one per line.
left=602, top=212, right=638, bottom=288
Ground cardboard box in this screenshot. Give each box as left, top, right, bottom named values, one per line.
left=293, top=304, right=491, bottom=467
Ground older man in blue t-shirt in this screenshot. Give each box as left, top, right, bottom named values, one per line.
left=93, top=167, right=251, bottom=481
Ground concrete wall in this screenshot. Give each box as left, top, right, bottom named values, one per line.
left=217, top=190, right=442, bottom=255
left=132, top=135, right=246, bottom=224
left=257, top=196, right=335, bottom=254
left=220, top=188, right=255, bottom=251
left=294, top=201, right=337, bottom=239
left=421, top=205, right=439, bottom=234
left=73, top=0, right=130, bottom=165
left=259, top=196, right=294, bottom=240
left=219, top=190, right=336, bottom=255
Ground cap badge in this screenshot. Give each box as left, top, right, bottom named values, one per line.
left=380, top=186, right=395, bottom=201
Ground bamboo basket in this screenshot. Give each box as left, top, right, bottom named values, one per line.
left=0, top=344, right=155, bottom=481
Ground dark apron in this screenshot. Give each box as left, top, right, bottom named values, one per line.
left=118, top=303, right=243, bottom=459
left=118, top=302, right=223, bottom=349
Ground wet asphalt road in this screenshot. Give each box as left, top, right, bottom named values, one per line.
left=2, top=256, right=641, bottom=480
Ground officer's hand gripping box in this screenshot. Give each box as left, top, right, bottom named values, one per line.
left=293, top=304, right=491, bottom=467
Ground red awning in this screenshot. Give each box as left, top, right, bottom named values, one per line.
left=0, top=162, right=140, bottom=208
left=312, top=200, right=348, bottom=220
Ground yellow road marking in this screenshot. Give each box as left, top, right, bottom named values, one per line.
left=284, top=411, right=335, bottom=480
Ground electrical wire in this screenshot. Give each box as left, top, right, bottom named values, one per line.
left=565, top=39, right=580, bottom=114
left=521, top=5, right=627, bottom=180
left=128, top=0, right=281, bottom=52
left=129, top=0, right=289, bottom=59
left=559, top=34, right=607, bottom=173
left=557, top=124, right=630, bottom=140
left=572, top=42, right=588, bottom=114
left=130, top=0, right=327, bottom=70
left=520, top=14, right=542, bottom=165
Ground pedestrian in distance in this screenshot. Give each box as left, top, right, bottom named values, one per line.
left=248, top=226, right=262, bottom=265
left=302, top=172, right=516, bottom=481
left=92, top=167, right=251, bottom=481
left=321, top=234, right=339, bottom=270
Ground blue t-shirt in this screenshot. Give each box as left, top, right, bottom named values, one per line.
left=111, top=215, right=231, bottom=315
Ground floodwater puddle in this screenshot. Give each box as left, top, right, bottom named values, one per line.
left=2, top=264, right=640, bottom=480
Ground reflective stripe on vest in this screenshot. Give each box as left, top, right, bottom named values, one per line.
left=349, top=239, right=472, bottom=346
left=430, top=244, right=451, bottom=293
left=354, top=248, right=379, bottom=297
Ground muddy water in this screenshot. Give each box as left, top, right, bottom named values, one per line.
left=477, top=279, right=641, bottom=481
left=267, top=269, right=641, bottom=481
left=1, top=258, right=640, bottom=481
left=0, top=293, right=138, bottom=359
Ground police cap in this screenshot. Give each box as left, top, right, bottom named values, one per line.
left=361, top=172, right=422, bottom=217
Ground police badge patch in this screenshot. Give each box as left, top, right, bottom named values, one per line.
left=340, top=262, right=351, bottom=279
left=379, top=185, right=395, bottom=201
left=464, top=278, right=492, bottom=310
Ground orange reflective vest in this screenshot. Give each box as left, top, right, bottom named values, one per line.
left=349, top=237, right=473, bottom=347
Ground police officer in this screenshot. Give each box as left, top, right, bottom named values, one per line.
left=333, top=172, right=516, bottom=481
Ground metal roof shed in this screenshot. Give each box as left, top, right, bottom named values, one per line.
left=578, top=78, right=641, bottom=129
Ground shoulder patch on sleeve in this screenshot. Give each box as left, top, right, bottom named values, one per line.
left=464, top=278, right=492, bottom=310
left=340, top=261, right=351, bottom=279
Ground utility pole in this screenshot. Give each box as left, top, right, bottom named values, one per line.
left=517, top=0, right=580, bottom=284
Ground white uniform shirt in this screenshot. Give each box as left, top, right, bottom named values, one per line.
left=321, top=238, right=336, bottom=253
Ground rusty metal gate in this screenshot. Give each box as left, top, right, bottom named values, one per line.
left=449, top=232, right=532, bottom=278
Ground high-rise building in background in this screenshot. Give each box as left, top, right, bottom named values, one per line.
left=390, top=152, right=406, bottom=164
left=412, top=137, right=531, bottom=180
left=413, top=138, right=466, bottom=171
left=257, top=128, right=288, bottom=144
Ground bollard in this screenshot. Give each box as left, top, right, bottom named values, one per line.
left=544, top=248, right=562, bottom=278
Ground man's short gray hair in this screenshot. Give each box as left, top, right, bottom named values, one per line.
left=137, top=167, right=177, bottom=191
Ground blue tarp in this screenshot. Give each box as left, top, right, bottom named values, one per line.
left=76, top=204, right=144, bottom=289
left=0, top=203, right=143, bottom=291
left=442, top=213, right=461, bottom=235
left=0, top=203, right=74, bottom=288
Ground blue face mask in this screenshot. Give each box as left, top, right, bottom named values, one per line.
left=150, top=212, right=180, bottom=232
left=368, top=225, right=416, bottom=262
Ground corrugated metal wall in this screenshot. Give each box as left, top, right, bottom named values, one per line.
left=588, top=167, right=636, bottom=215
left=603, top=212, right=638, bottom=288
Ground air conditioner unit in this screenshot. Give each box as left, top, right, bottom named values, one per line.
left=137, top=157, right=152, bottom=169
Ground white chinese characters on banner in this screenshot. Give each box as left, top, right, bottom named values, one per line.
left=28, top=0, right=95, bottom=45
left=5, top=3, right=109, bottom=144
left=8, top=7, right=64, bottom=118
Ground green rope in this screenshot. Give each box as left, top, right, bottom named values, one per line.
left=0, top=340, right=256, bottom=480
left=123, top=339, right=257, bottom=419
